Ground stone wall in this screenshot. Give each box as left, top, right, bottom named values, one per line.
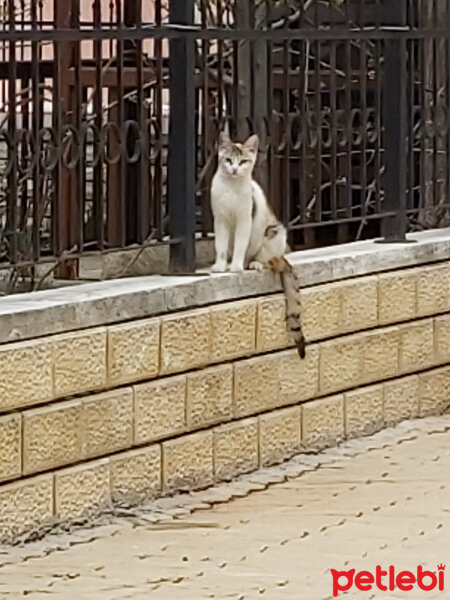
left=1, top=230, right=450, bottom=542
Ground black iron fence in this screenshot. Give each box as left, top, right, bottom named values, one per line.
left=0, top=0, right=449, bottom=291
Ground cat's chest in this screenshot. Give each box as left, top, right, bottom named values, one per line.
left=211, top=182, right=252, bottom=217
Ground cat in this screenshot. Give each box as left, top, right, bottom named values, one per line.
left=210, top=131, right=306, bottom=359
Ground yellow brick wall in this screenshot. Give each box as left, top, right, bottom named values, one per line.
left=2, top=263, right=450, bottom=413
left=1, top=261, right=450, bottom=542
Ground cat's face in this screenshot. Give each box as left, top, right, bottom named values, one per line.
left=217, top=132, right=259, bottom=179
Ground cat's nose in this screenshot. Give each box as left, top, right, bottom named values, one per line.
left=232, top=167, right=238, bottom=175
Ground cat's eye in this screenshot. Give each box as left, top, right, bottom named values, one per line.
left=226, top=158, right=233, bottom=165
left=239, top=159, right=250, bottom=165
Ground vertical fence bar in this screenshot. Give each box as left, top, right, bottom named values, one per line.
left=382, top=0, right=408, bottom=241
left=135, top=0, right=151, bottom=244
left=216, top=0, right=224, bottom=124
left=298, top=1, right=309, bottom=247
left=31, top=0, right=41, bottom=264
left=234, top=0, right=251, bottom=140
left=7, top=0, right=18, bottom=266
left=359, top=10, right=368, bottom=231
left=71, top=0, right=82, bottom=271
left=93, top=0, right=104, bottom=250
left=375, top=0, right=383, bottom=219
left=446, top=0, right=450, bottom=217
left=123, top=0, right=139, bottom=244
left=282, top=30, right=290, bottom=229
left=407, top=0, right=416, bottom=220
left=252, top=0, right=269, bottom=196
left=106, top=0, right=125, bottom=248
left=199, top=0, right=213, bottom=238
left=54, top=0, right=78, bottom=277
left=153, top=0, right=163, bottom=239
left=168, top=0, right=196, bottom=272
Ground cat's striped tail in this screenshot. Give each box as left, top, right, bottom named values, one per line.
left=268, top=256, right=306, bottom=359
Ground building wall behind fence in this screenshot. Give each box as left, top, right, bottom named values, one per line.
left=1, top=231, right=450, bottom=542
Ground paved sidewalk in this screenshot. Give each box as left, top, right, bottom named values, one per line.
left=2, top=414, right=450, bottom=600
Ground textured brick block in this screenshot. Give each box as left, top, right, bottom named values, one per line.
left=52, top=328, right=107, bottom=398
left=419, top=366, right=450, bottom=417
left=384, top=375, right=419, bottom=426
left=259, top=406, right=301, bottom=467
left=110, top=446, right=161, bottom=503
left=416, top=263, right=450, bottom=317
left=399, top=320, right=435, bottom=374
left=361, top=327, right=399, bottom=384
left=277, top=348, right=320, bottom=405
left=187, top=364, right=233, bottom=428
left=107, top=318, right=160, bottom=386
left=341, top=276, right=378, bottom=333
left=23, top=400, right=83, bottom=475
left=214, top=418, right=258, bottom=481
left=233, top=355, right=279, bottom=418
left=82, top=389, right=133, bottom=459
left=134, top=375, right=186, bottom=444
left=55, top=459, right=111, bottom=521
left=0, top=414, right=21, bottom=482
left=434, top=314, right=450, bottom=364
left=0, top=475, right=53, bottom=543
left=211, top=300, right=256, bottom=361
left=0, top=338, right=53, bottom=411
left=256, top=295, right=290, bottom=352
left=162, top=431, right=213, bottom=492
left=378, top=270, right=417, bottom=326
left=302, top=395, right=345, bottom=451
left=319, top=335, right=364, bottom=394
left=345, top=385, right=384, bottom=439
left=160, top=309, right=210, bottom=375
left=302, top=284, right=342, bottom=341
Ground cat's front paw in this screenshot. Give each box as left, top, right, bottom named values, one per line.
left=248, top=260, right=264, bottom=271
left=229, top=263, right=244, bottom=273
left=211, top=263, right=227, bottom=273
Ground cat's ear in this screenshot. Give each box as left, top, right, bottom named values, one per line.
left=243, top=134, right=259, bottom=155
left=218, top=131, right=230, bottom=149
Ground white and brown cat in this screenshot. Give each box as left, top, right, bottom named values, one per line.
left=210, top=131, right=306, bottom=358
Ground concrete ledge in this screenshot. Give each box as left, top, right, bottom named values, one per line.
left=1, top=229, right=450, bottom=344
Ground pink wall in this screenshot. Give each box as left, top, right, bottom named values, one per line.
left=0, top=1, right=172, bottom=114
left=11, top=1, right=170, bottom=61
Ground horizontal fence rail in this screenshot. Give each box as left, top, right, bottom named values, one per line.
left=5, top=26, right=450, bottom=43
left=0, top=0, right=449, bottom=293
